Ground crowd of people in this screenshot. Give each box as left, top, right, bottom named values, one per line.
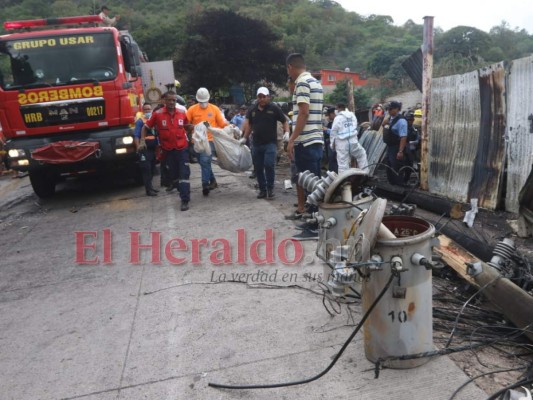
left=132, top=52, right=420, bottom=221
left=95, top=4, right=419, bottom=212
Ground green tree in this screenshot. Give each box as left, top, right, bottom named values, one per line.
left=176, top=9, right=286, bottom=95
left=327, top=78, right=348, bottom=105
left=435, top=26, right=492, bottom=66
left=489, top=21, right=533, bottom=61
left=3, top=0, right=533, bottom=92
left=484, top=47, right=505, bottom=62
left=326, top=79, right=376, bottom=110
left=353, top=87, right=374, bottom=110
left=50, top=0, right=83, bottom=17
left=366, top=45, right=414, bottom=77
left=386, top=55, right=415, bottom=90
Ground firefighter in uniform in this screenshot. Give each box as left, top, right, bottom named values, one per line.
left=140, top=91, right=191, bottom=211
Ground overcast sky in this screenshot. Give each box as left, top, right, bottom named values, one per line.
left=335, top=0, right=533, bottom=34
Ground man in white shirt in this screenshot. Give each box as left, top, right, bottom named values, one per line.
left=98, top=5, right=120, bottom=27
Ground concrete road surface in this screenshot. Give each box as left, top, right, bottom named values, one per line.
left=0, top=164, right=486, bottom=399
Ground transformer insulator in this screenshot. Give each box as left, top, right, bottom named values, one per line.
left=323, top=171, right=337, bottom=186
left=297, top=170, right=338, bottom=205
left=492, top=238, right=515, bottom=260
left=487, top=238, right=516, bottom=272
left=298, top=170, right=318, bottom=192
left=307, top=192, right=321, bottom=205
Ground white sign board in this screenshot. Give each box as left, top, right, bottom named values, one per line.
left=140, top=61, right=175, bottom=104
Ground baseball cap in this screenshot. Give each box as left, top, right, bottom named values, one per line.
left=257, top=87, right=269, bottom=96
left=101, top=5, right=110, bottom=11
left=389, top=100, right=402, bottom=110
left=239, top=104, right=247, bottom=109
left=326, top=107, right=335, bottom=114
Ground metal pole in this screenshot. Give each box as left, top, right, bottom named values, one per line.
left=420, top=16, right=434, bottom=191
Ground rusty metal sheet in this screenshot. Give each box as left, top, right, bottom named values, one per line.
left=429, top=70, right=481, bottom=203
left=506, top=55, right=533, bottom=213
left=468, top=62, right=506, bottom=210
left=427, top=63, right=506, bottom=210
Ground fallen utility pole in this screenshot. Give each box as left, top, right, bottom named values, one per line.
left=436, top=235, right=533, bottom=343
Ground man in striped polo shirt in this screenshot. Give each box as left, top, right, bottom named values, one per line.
left=286, top=53, right=324, bottom=219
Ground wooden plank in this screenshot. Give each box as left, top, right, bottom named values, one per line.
left=434, top=235, right=479, bottom=287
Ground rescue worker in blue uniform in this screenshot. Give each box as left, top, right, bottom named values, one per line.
left=134, top=103, right=159, bottom=196
left=382, top=101, right=408, bottom=186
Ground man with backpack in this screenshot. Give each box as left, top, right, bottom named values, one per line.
left=382, top=101, right=408, bottom=186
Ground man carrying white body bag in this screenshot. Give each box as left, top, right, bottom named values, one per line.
left=200, top=123, right=253, bottom=173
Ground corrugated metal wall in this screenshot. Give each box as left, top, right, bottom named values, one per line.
left=366, top=57, right=529, bottom=213
left=506, top=56, right=533, bottom=213
left=429, top=71, right=481, bottom=203
left=359, top=129, right=386, bottom=176
left=428, top=63, right=507, bottom=210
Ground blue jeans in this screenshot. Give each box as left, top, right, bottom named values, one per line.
left=324, top=137, right=338, bottom=173
left=294, top=142, right=323, bottom=177
left=138, top=148, right=157, bottom=192
left=198, top=141, right=216, bottom=187
left=386, top=144, right=404, bottom=186
left=326, top=143, right=339, bottom=172
left=166, top=148, right=190, bottom=202
left=252, top=142, right=277, bottom=191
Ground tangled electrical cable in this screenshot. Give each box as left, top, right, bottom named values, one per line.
left=141, top=266, right=531, bottom=397
left=432, top=277, right=533, bottom=349
left=431, top=275, right=533, bottom=399
left=485, top=376, right=533, bottom=400
left=208, top=271, right=396, bottom=390
left=444, top=275, right=502, bottom=348
left=448, top=366, right=529, bottom=400
left=365, top=161, right=420, bottom=197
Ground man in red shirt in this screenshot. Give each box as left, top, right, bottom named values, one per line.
left=140, top=91, right=191, bottom=211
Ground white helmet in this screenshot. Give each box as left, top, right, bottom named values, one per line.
left=196, top=87, right=210, bottom=103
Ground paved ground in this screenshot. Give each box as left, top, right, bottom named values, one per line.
left=0, top=161, right=488, bottom=400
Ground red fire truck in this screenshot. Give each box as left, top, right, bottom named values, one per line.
left=0, top=15, right=146, bottom=197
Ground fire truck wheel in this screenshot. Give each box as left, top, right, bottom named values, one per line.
left=29, top=170, right=56, bottom=198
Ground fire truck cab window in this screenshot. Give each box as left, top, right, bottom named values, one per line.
left=0, top=33, right=118, bottom=90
